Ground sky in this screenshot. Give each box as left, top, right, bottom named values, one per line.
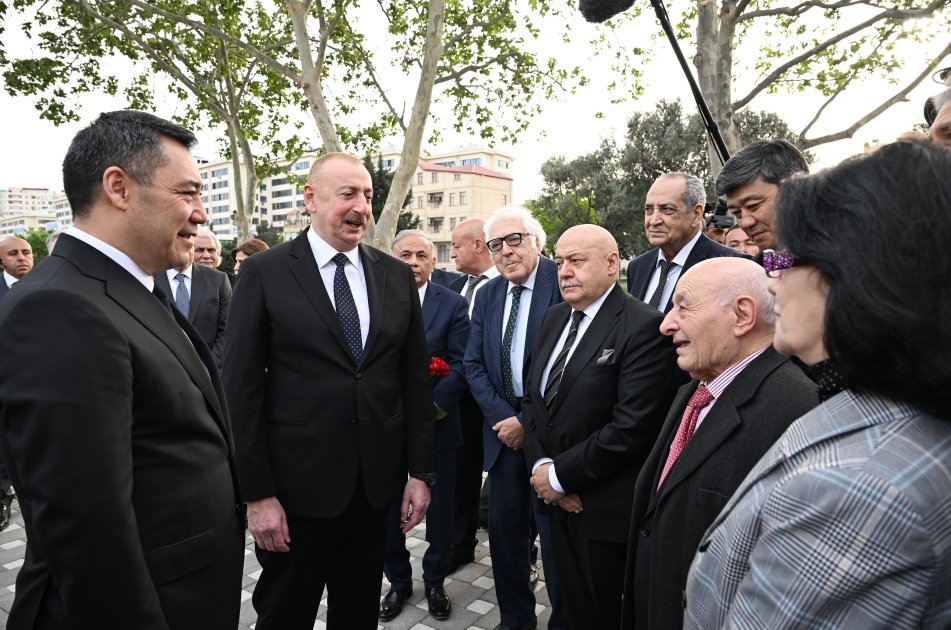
left=1, top=6, right=947, bottom=204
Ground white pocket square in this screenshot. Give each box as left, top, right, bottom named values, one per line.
left=597, top=349, right=615, bottom=366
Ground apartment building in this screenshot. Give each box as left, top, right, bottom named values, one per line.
left=0, top=212, right=57, bottom=239
left=0, top=187, right=63, bottom=216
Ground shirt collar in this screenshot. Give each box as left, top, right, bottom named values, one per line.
left=579, top=284, right=614, bottom=320
left=701, top=346, right=769, bottom=400
left=307, top=227, right=362, bottom=271
left=418, top=281, right=429, bottom=306
left=656, top=230, right=703, bottom=268
left=66, top=226, right=155, bottom=291
left=3, top=270, right=17, bottom=288
left=168, top=265, right=192, bottom=282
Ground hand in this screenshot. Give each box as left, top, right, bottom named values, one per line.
left=247, top=496, right=291, bottom=552
left=558, top=494, right=583, bottom=514
left=492, top=416, right=524, bottom=450
left=400, top=478, right=432, bottom=534
left=531, top=462, right=565, bottom=504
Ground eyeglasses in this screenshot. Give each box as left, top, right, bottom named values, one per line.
left=487, top=232, right=532, bottom=252
left=762, top=249, right=800, bottom=278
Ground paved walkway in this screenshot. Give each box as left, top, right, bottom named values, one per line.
left=0, top=502, right=555, bottom=629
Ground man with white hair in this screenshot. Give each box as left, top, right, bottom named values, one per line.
left=620, top=257, right=817, bottom=630
left=464, top=206, right=565, bottom=630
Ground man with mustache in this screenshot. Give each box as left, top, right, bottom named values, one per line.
left=223, top=152, right=434, bottom=630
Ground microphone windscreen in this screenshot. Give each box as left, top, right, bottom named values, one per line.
left=578, top=0, right=636, bottom=22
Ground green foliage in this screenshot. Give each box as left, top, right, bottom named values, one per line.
left=254, top=221, right=284, bottom=247
left=22, top=227, right=52, bottom=262
left=363, top=156, right=420, bottom=231
left=532, top=99, right=807, bottom=258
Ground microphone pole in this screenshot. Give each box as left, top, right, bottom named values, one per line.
left=649, top=0, right=731, bottom=165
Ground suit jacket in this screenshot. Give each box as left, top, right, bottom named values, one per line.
left=431, top=266, right=464, bottom=288
left=621, top=347, right=817, bottom=630
left=684, top=390, right=951, bottom=629
left=222, top=228, right=434, bottom=517
left=0, top=280, right=8, bottom=300
left=154, top=263, right=231, bottom=368
left=0, top=234, right=243, bottom=630
left=523, top=285, right=680, bottom=543
left=421, top=281, right=470, bottom=452
left=463, top=256, right=562, bottom=471
left=627, top=235, right=748, bottom=313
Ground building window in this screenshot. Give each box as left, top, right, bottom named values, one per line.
left=461, top=158, right=481, bottom=166
left=502, top=194, right=507, bottom=205
left=450, top=217, right=457, bottom=230
left=296, top=199, right=306, bottom=207
left=382, top=159, right=395, bottom=169
left=417, top=172, right=424, bottom=185
left=497, top=159, right=510, bottom=169
left=211, top=180, right=229, bottom=189
left=437, top=243, right=450, bottom=263
left=449, top=193, right=456, bottom=206
left=212, top=192, right=229, bottom=201
left=428, top=217, right=444, bottom=234
left=295, top=161, right=310, bottom=170
left=417, top=196, right=424, bottom=209
left=271, top=177, right=288, bottom=186
left=213, top=205, right=230, bottom=213
left=459, top=191, right=467, bottom=205
left=211, top=167, right=229, bottom=177
left=201, top=172, right=208, bottom=180
left=459, top=216, right=466, bottom=222
left=431, top=172, right=439, bottom=183
left=272, top=201, right=293, bottom=210
left=454, top=173, right=461, bottom=181
left=273, top=214, right=286, bottom=222
left=273, top=189, right=293, bottom=198
left=435, top=161, right=456, bottom=167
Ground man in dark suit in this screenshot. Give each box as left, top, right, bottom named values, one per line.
left=447, top=217, right=499, bottom=570
left=430, top=265, right=464, bottom=287
left=627, top=172, right=747, bottom=314
left=381, top=230, right=470, bottom=622
left=620, top=257, right=818, bottom=630
left=524, top=225, right=679, bottom=630
left=0, top=236, right=33, bottom=531
left=464, top=206, right=565, bottom=630
left=0, top=110, right=244, bottom=629
left=154, top=249, right=231, bottom=369
left=223, top=152, right=434, bottom=630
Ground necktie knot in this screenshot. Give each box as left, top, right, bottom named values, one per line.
left=511, top=284, right=524, bottom=299
left=688, top=384, right=714, bottom=409
left=569, top=309, right=584, bottom=329
left=175, top=272, right=187, bottom=282
left=332, top=253, right=349, bottom=268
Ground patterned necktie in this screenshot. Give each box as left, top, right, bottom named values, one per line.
left=657, top=384, right=714, bottom=489
left=463, top=274, right=485, bottom=303
left=543, top=310, right=585, bottom=409
left=174, top=272, right=189, bottom=317
left=647, top=259, right=673, bottom=310
left=332, top=253, right=363, bottom=363
left=500, top=284, right=524, bottom=409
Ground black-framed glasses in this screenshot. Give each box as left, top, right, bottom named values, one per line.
left=762, top=249, right=800, bottom=278
left=487, top=232, right=532, bottom=252
left=933, top=66, right=951, bottom=85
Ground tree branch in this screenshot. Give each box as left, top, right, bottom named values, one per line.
left=442, top=1, right=511, bottom=50
left=343, top=16, right=406, bottom=131
left=434, top=53, right=517, bottom=84
left=799, top=39, right=951, bottom=148
left=739, top=0, right=874, bottom=22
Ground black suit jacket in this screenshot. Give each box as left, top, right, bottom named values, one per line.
left=523, top=285, right=680, bottom=543
left=0, top=234, right=243, bottom=630
left=626, top=235, right=749, bottom=313
left=222, top=228, right=434, bottom=517
left=620, top=347, right=818, bottom=630
left=0, top=280, right=8, bottom=300
left=154, top=263, right=231, bottom=368
left=431, top=266, right=464, bottom=288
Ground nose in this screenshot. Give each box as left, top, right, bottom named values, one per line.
left=737, top=212, right=755, bottom=230
left=659, top=310, right=678, bottom=336
left=192, top=196, right=207, bottom=224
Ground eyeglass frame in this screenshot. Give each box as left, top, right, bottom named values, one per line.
left=487, top=231, right=534, bottom=253
left=761, top=249, right=801, bottom=278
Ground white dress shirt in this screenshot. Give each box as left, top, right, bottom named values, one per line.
left=642, top=230, right=703, bottom=310
left=3, top=271, right=18, bottom=289
left=65, top=227, right=155, bottom=291
left=465, top=265, right=500, bottom=316
left=502, top=264, right=539, bottom=401
left=307, top=229, right=370, bottom=347
left=166, top=266, right=192, bottom=302
left=417, top=281, right=428, bottom=308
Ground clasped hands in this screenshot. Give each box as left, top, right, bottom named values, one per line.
left=530, top=462, right=582, bottom=514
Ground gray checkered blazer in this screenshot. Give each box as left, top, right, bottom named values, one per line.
left=684, top=390, right=951, bottom=629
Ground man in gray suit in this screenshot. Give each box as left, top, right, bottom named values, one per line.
left=155, top=247, right=231, bottom=368
left=621, top=257, right=817, bottom=630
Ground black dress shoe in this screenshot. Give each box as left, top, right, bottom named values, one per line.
left=426, top=585, right=451, bottom=620
left=448, top=548, right=475, bottom=574
left=379, top=586, right=412, bottom=621
left=492, top=620, right=537, bottom=630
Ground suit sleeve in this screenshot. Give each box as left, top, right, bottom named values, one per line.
left=554, top=313, right=678, bottom=493
left=211, top=272, right=231, bottom=370
left=432, top=294, right=470, bottom=413
left=464, top=288, right=518, bottom=424
left=521, top=312, right=554, bottom=468
left=221, top=259, right=275, bottom=501
left=400, top=265, right=436, bottom=474
left=0, top=290, right=170, bottom=629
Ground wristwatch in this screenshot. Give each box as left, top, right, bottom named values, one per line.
left=409, top=472, right=437, bottom=488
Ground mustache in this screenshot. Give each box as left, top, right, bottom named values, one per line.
left=344, top=212, right=367, bottom=226
left=560, top=280, right=581, bottom=289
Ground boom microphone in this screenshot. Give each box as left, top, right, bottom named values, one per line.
left=578, top=0, right=635, bottom=22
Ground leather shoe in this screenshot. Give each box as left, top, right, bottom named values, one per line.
left=529, top=562, right=539, bottom=587
left=379, top=586, right=412, bottom=621
left=492, top=620, right=537, bottom=630
left=426, top=585, right=451, bottom=620
left=0, top=501, right=8, bottom=532
left=448, top=548, right=475, bottom=574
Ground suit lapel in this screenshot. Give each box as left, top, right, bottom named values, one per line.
left=530, top=304, right=570, bottom=401
left=422, top=282, right=439, bottom=331
left=524, top=257, right=557, bottom=361
left=644, top=382, right=696, bottom=512
left=287, top=231, right=354, bottom=362
left=154, top=270, right=173, bottom=300
left=359, top=243, right=385, bottom=365
left=187, top=263, right=205, bottom=324
left=630, top=252, right=656, bottom=300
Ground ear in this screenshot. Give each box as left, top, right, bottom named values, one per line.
left=102, top=166, right=132, bottom=212
left=303, top=182, right=317, bottom=213
left=473, top=238, right=486, bottom=254
left=691, top=203, right=705, bottom=228
left=606, top=251, right=620, bottom=277
left=732, top=295, right=758, bottom=336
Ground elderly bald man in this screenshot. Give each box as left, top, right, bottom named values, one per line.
left=620, top=257, right=818, bottom=630
left=523, top=224, right=680, bottom=630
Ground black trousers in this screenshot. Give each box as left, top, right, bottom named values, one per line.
left=251, top=482, right=388, bottom=630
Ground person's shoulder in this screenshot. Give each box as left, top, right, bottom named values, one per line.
left=428, top=281, right=466, bottom=306
left=629, top=247, right=660, bottom=266
left=700, top=236, right=751, bottom=260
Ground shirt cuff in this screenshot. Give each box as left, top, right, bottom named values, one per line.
left=548, top=465, right=565, bottom=494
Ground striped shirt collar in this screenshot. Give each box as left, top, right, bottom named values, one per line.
left=701, top=346, right=769, bottom=400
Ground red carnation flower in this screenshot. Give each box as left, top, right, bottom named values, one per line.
left=429, top=356, right=450, bottom=377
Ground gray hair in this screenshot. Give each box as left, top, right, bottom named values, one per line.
left=712, top=267, right=776, bottom=326
left=715, top=139, right=808, bottom=197
left=198, top=226, right=221, bottom=251
left=391, top=228, right=435, bottom=256
left=661, top=172, right=706, bottom=212
left=484, top=205, right=547, bottom=251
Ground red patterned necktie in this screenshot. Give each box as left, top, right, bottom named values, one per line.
left=657, top=385, right=713, bottom=489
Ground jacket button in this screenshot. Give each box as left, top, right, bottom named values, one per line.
left=640, top=526, right=651, bottom=537
left=355, top=372, right=363, bottom=381
left=546, top=422, right=553, bottom=431
left=351, top=418, right=358, bottom=426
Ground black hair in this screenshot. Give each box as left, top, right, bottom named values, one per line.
left=62, top=110, right=197, bottom=218
left=715, top=139, right=808, bottom=197
left=775, top=141, right=951, bottom=418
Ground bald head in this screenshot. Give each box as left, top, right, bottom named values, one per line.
left=555, top=224, right=620, bottom=310
left=660, top=257, right=774, bottom=380
left=451, top=217, right=493, bottom=275
left=1, top=237, right=34, bottom=280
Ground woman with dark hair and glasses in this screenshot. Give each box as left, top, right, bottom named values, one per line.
left=683, top=141, right=951, bottom=629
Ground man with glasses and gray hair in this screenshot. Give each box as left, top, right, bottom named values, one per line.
left=464, top=206, right=566, bottom=630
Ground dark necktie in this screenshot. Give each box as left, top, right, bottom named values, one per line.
left=657, top=385, right=714, bottom=488
left=543, top=310, right=585, bottom=409
left=647, top=259, right=672, bottom=310
left=332, top=253, right=363, bottom=363
left=500, top=284, right=524, bottom=409
left=174, top=272, right=190, bottom=317
left=463, top=274, right=486, bottom=303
